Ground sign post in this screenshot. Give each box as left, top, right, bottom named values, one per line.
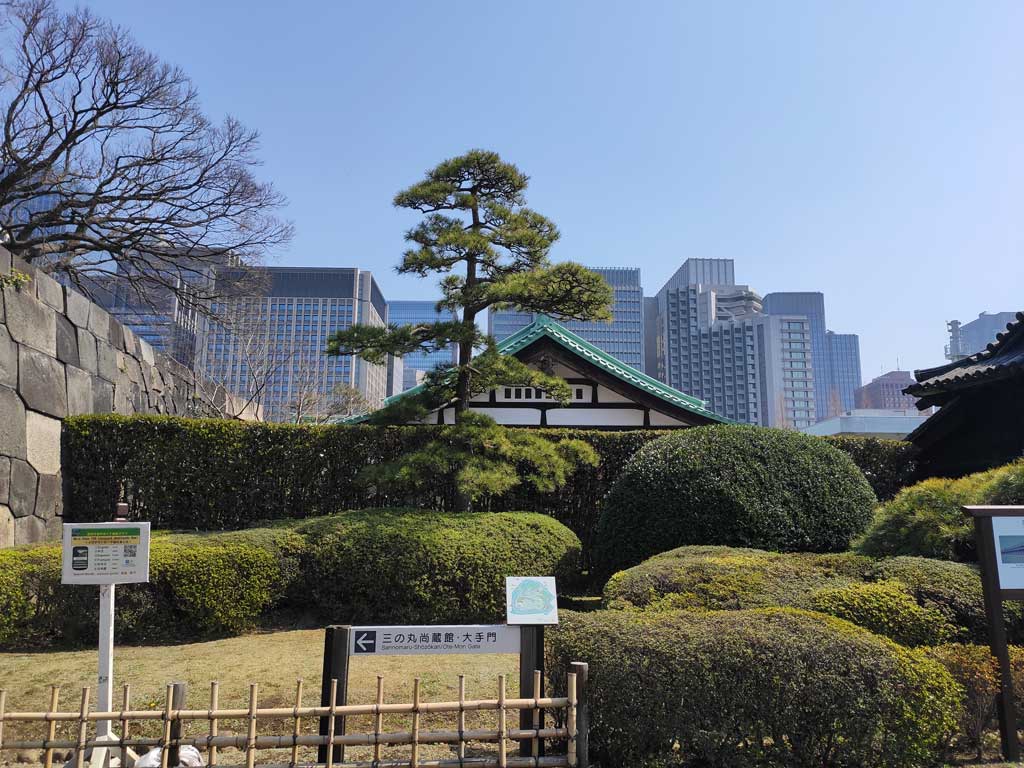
left=61, top=510, right=150, bottom=767
left=964, top=505, right=1024, bottom=762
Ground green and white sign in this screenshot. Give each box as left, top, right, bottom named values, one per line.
left=505, top=576, right=559, bottom=625
left=61, top=522, right=151, bottom=585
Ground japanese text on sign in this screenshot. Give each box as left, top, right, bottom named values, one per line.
left=349, top=625, right=519, bottom=655
left=61, top=522, right=151, bottom=585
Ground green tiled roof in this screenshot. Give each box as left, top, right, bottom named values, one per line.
left=370, top=315, right=729, bottom=423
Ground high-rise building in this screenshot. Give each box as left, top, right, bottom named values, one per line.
left=946, top=312, right=1020, bottom=361
left=387, top=300, right=458, bottom=391
left=198, top=267, right=388, bottom=422
left=826, top=331, right=862, bottom=413
left=855, top=370, right=918, bottom=410
left=646, top=259, right=817, bottom=428
left=489, top=267, right=645, bottom=369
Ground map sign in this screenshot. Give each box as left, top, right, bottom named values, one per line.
left=349, top=624, right=519, bottom=655
left=505, top=576, right=559, bottom=625
left=61, top=522, right=151, bottom=585
left=992, top=516, right=1024, bottom=590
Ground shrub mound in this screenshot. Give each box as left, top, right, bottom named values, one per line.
left=299, top=510, right=580, bottom=624
left=807, top=580, right=953, bottom=646
left=857, top=460, right=1024, bottom=562
left=0, top=510, right=580, bottom=648
left=593, top=425, right=877, bottom=577
left=548, top=608, right=961, bottom=768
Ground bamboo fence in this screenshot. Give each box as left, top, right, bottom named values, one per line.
left=0, top=670, right=584, bottom=768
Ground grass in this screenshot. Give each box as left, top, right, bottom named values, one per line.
left=0, top=629, right=519, bottom=766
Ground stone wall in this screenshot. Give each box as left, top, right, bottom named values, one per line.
left=0, top=246, right=211, bottom=546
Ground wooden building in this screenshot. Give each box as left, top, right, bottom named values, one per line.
left=385, top=315, right=727, bottom=429
left=906, top=311, right=1024, bottom=477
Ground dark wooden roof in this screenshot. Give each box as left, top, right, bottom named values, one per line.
left=906, top=311, right=1024, bottom=407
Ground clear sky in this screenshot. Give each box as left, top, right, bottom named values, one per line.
left=66, top=0, right=1023, bottom=379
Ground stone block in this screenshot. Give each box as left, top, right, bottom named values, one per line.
left=122, top=327, right=137, bottom=357
left=26, top=411, right=61, bottom=474
left=0, top=246, right=11, bottom=274
left=9, top=459, right=36, bottom=518
left=0, top=455, right=9, bottom=504
left=77, top=328, right=97, bottom=373
left=0, top=325, right=15, bottom=389
left=113, top=381, right=131, bottom=415
left=66, top=365, right=92, bottom=415
left=87, top=304, right=111, bottom=342
left=0, top=385, right=27, bottom=460
left=92, top=377, right=114, bottom=412
left=3, top=286, right=56, bottom=356
left=55, top=313, right=80, bottom=367
left=14, top=514, right=45, bottom=545
left=34, top=270, right=64, bottom=312
left=65, top=288, right=92, bottom=327
left=18, top=347, right=67, bottom=418
left=34, top=473, right=62, bottom=520
left=109, top=320, right=124, bottom=351
left=139, top=339, right=155, bottom=365
left=96, top=340, right=118, bottom=382
left=0, top=505, right=12, bottom=548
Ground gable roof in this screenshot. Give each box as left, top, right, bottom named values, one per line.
left=380, top=315, right=729, bottom=423
left=906, top=311, right=1024, bottom=406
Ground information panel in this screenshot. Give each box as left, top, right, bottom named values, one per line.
left=506, top=576, right=559, bottom=625
left=61, top=522, right=151, bottom=585
left=991, top=516, right=1024, bottom=590
left=349, top=624, right=519, bottom=656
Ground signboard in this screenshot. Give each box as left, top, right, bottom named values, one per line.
left=349, top=624, right=520, bottom=656
left=506, top=576, right=559, bottom=625
left=61, top=522, right=151, bottom=585
left=992, top=516, right=1024, bottom=590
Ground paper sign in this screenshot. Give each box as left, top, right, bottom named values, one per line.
left=349, top=625, right=519, bottom=655
left=505, top=576, right=559, bottom=625
left=992, top=516, right=1024, bottom=590
left=61, top=522, right=151, bottom=585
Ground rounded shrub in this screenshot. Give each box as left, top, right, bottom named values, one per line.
left=926, top=644, right=1000, bottom=758
left=593, top=425, right=877, bottom=578
left=547, top=607, right=962, bottom=768
left=808, top=580, right=954, bottom=646
left=299, top=509, right=580, bottom=624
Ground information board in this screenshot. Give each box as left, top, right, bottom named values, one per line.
left=505, top=576, right=559, bottom=625
left=61, top=522, right=151, bottom=585
left=992, top=516, right=1024, bottom=590
left=348, top=624, right=519, bottom=655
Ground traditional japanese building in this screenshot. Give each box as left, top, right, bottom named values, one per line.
left=906, top=311, right=1024, bottom=477
left=382, top=315, right=727, bottom=429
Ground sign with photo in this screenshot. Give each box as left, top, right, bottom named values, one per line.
left=991, top=516, right=1024, bottom=590
left=61, top=522, right=151, bottom=585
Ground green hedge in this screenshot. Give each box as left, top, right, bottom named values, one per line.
left=62, top=416, right=914, bottom=567
left=0, top=509, right=580, bottom=649
left=856, top=459, right=1024, bottom=561
left=547, top=608, right=961, bottom=767
left=592, top=425, right=878, bottom=578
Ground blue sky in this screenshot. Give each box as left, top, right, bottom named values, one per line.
left=70, top=1, right=1022, bottom=378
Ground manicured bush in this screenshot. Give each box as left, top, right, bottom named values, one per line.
left=592, top=425, right=877, bottom=578
left=808, top=580, right=954, bottom=646
left=857, top=460, right=1024, bottom=562
left=299, top=509, right=580, bottom=624
left=927, top=644, right=1000, bottom=758
left=547, top=607, right=961, bottom=768
left=822, top=435, right=919, bottom=501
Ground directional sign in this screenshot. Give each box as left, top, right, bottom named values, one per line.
left=61, top=522, right=151, bottom=585
left=349, top=625, right=519, bottom=656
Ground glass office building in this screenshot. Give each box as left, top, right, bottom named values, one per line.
left=827, top=331, right=862, bottom=412
left=387, top=300, right=458, bottom=390
left=488, top=267, right=645, bottom=369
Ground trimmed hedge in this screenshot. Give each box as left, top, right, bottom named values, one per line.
left=62, top=415, right=914, bottom=567
left=0, top=509, right=580, bottom=649
left=297, top=510, right=580, bottom=624
left=592, top=425, right=877, bottom=577
left=857, top=459, right=1024, bottom=562
left=547, top=608, right=961, bottom=768
left=927, top=644, right=1001, bottom=757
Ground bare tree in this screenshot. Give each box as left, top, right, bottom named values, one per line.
left=0, top=0, right=292, bottom=304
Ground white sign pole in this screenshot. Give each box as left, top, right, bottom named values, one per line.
left=96, top=583, right=115, bottom=740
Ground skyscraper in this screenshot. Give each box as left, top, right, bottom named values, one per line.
left=946, top=312, right=1020, bottom=360
left=387, top=300, right=458, bottom=390
left=198, top=267, right=388, bottom=422
left=855, top=370, right=918, bottom=410
left=826, top=331, right=862, bottom=412
left=489, top=267, right=645, bottom=369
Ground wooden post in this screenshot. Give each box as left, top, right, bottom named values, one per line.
left=168, top=682, right=186, bottom=768
left=569, top=662, right=590, bottom=768
left=973, top=512, right=1020, bottom=761
left=518, top=625, right=544, bottom=757
left=318, top=626, right=350, bottom=764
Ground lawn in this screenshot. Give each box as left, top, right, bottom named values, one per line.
left=0, top=629, right=520, bottom=766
